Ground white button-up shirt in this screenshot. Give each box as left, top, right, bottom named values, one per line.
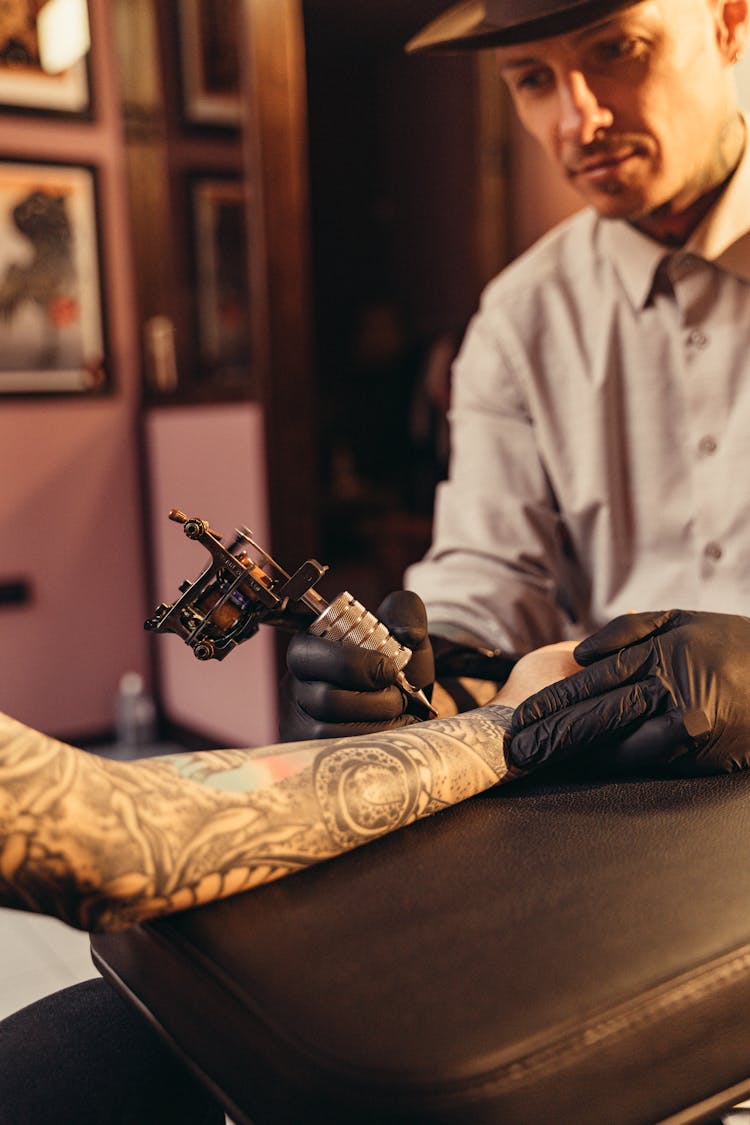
left=406, top=134, right=750, bottom=654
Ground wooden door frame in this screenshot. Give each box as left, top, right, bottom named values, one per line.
left=241, top=0, right=319, bottom=574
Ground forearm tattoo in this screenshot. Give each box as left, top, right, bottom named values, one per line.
left=0, top=705, right=517, bottom=932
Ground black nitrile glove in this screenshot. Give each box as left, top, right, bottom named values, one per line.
left=279, top=590, right=434, bottom=741
left=431, top=636, right=519, bottom=684
left=509, top=609, right=750, bottom=776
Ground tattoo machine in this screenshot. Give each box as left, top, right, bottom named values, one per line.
left=145, top=509, right=436, bottom=718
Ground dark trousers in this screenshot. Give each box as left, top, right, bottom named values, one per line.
left=0, top=977, right=225, bottom=1125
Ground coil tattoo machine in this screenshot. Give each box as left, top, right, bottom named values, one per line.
left=145, top=509, right=435, bottom=717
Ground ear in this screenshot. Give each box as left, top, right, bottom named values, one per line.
left=715, top=0, right=749, bottom=63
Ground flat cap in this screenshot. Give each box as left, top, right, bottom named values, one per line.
left=406, top=0, right=640, bottom=52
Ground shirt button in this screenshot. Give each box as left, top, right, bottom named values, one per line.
left=704, top=542, right=723, bottom=560
left=687, top=329, right=709, bottom=348
left=698, top=435, right=718, bottom=455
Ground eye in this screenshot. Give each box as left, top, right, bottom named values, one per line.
left=593, top=35, right=647, bottom=65
left=512, top=66, right=553, bottom=95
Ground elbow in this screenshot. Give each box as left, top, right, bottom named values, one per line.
left=77, top=873, right=163, bottom=933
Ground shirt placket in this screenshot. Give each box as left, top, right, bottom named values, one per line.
left=667, top=253, right=726, bottom=592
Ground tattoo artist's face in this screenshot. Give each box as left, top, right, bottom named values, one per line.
left=496, top=0, right=742, bottom=221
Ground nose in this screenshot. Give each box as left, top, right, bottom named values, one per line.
left=557, top=70, right=613, bottom=145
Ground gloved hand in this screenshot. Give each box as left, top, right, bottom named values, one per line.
left=508, top=609, right=750, bottom=776
left=279, top=590, right=434, bottom=741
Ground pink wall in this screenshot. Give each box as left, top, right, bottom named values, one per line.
left=145, top=403, right=278, bottom=748
left=0, top=0, right=148, bottom=739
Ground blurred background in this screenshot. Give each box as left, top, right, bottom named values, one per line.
left=0, top=0, right=616, bottom=751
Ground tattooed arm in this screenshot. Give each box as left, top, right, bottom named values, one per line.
left=0, top=706, right=517, bottom=932
left=0, top=643, right=579, bottom=933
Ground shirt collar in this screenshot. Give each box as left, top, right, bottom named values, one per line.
left=598, top=218, right=667, bottom=310
left=596, top=110, right=750, bottom=308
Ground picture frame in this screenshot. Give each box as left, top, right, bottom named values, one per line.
left=178, top=0, right=241, bottom=128
left=0, top=0, right=91, bottom=116
left=189, top=173, right=251, bottom=387
left=0, top=160, right=107, bottom=395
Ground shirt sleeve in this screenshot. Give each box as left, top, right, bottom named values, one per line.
left=405, top=300, right=574, bottom=654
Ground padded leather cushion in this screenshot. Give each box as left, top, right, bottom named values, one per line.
left=91, top=770, right=750, bottom=1124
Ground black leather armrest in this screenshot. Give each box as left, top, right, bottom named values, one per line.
left=91, top=771, right=750, bottom=1125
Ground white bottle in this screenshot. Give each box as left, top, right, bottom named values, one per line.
left=115, top=671, right=157, bottom=749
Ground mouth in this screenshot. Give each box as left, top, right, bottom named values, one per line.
left=567, top=147, right=640, bottom=181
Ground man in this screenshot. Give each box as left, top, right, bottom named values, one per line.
left=282, top=0, right=750, bottom=779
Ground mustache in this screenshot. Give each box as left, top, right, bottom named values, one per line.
left=564, top=135, right=644, bottom=174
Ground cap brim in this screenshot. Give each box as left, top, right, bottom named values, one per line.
left=406, top=0, right=638, bottom=54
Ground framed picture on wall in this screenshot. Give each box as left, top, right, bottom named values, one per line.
left=0, top=0, right=91, bottom=116
left=189, top=174, right=251, bottom=386
left=178, top=0, right=241, bottom=127
left=0, top=160, right=106, bottom=394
